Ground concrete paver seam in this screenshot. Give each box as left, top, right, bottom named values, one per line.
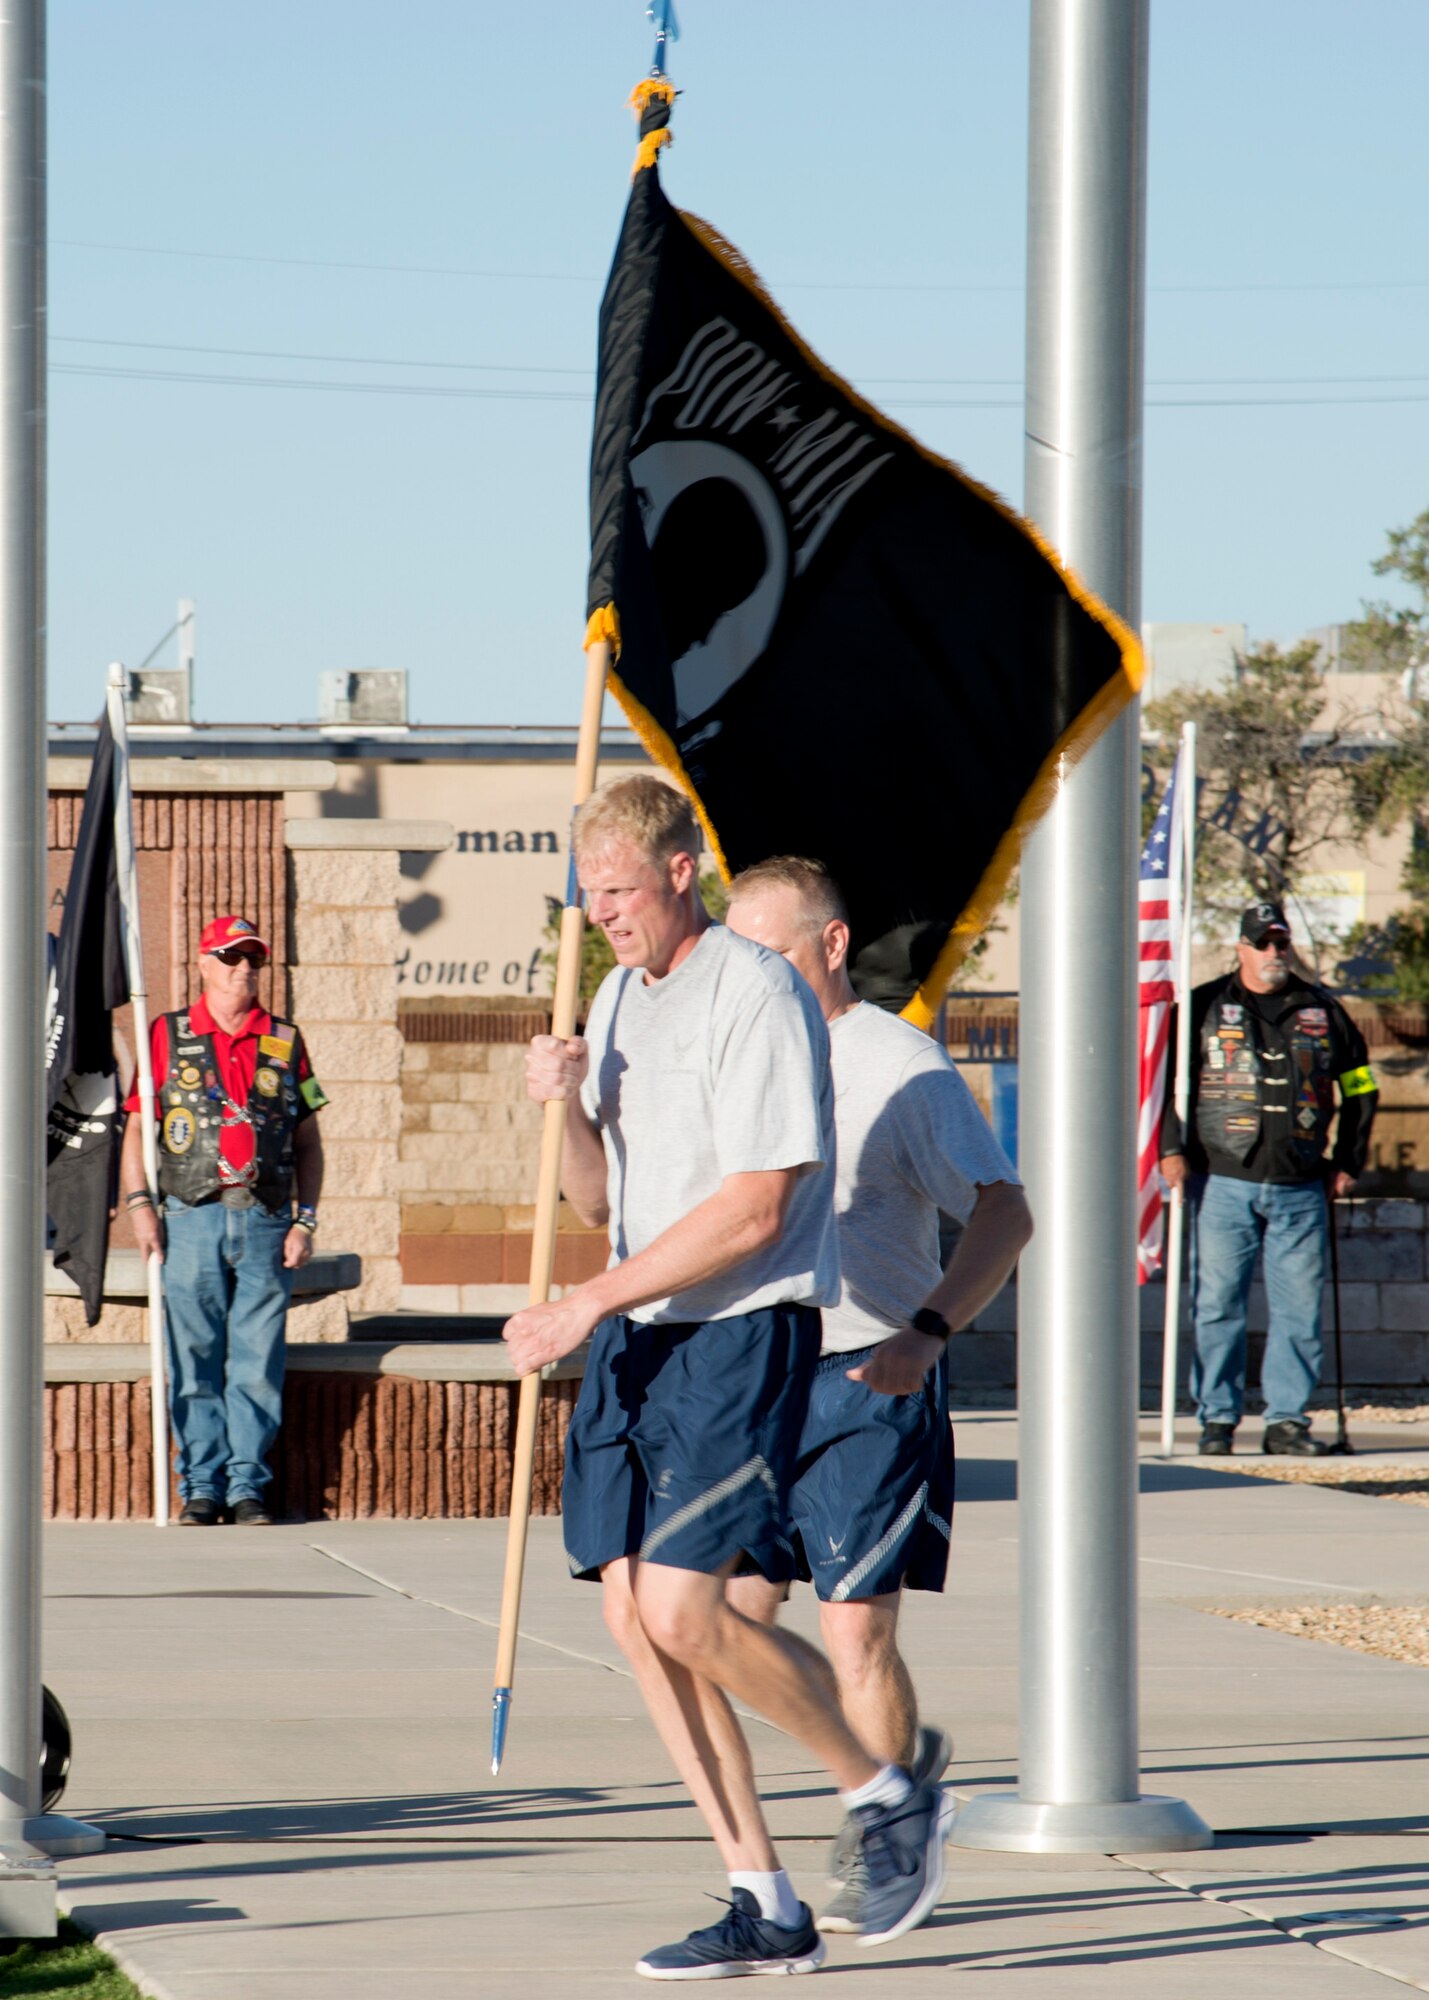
left=1118, top=1859, right=1429, bottom=1994
left=305, top=1542, right=780, bottom=1732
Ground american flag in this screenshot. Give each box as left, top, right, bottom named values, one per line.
left=1137, top=749, right=1187, bottom=1281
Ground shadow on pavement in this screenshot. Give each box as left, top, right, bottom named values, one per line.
left=953, top=1459, right=1290, bottom=1502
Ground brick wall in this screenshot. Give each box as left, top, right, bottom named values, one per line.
left=398, top=1013, right=608, bottom=1309
left=46, top=786, right=289, bottom=1343
left=44, top=1368, right=577, bottom=1521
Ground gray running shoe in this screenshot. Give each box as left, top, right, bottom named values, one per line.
left=855, top=1781, right=957, bottom=1948
left=824, top=1725, right=954, bottom=1888
left=816, top=1843, right=870, bottom=1935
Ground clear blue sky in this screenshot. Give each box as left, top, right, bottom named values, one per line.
left=49, top=1, right=1429, bottom=725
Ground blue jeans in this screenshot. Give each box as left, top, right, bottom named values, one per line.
left=1188, top=1174, right=1327, bottom=1428
left=162, top=1198, right=294, bottom=1503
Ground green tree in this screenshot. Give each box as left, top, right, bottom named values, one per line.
left=1144, top=640, right=1376, bottom=959
left=1336, top=507, right=1429, bottom=999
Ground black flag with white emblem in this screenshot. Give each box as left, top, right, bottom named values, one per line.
left=46, top=712, right=128, bottom=1324
left=588, top=85, right=1142, bottom=1023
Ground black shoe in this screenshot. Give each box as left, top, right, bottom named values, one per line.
left=1263, top=1421, right=1331, bottom=1457
left=230, top=1498, right=275, bottom=1526
left=1198, top=1423, right=1235, bottom=1457
left=178, top=1496, right=222, bottom=1526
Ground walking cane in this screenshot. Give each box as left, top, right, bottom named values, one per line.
left=1324, top=1182, right=1353, bottom=1455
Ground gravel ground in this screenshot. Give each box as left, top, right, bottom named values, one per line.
left=1212, top=1602, right=1429, bottom=1667
left=1226, top=1462, right=1429, bottom=1507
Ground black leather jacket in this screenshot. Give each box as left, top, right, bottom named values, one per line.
left=1159, top=972, right=1377, bottom=1185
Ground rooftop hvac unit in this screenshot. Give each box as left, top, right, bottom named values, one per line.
left=125, top=666, right=192, bottom=726
left=318, top=669, right=409, bottom=727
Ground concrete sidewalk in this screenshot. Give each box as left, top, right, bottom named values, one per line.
left=39, top=1414, right=1429, bottom=1998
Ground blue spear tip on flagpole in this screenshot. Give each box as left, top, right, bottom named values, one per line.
left=647, top=0, right=679, bottom=77
left=490, top=1686, right=512, bottom=1776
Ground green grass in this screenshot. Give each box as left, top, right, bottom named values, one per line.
left=0, top=1921, right=149, bottom=1999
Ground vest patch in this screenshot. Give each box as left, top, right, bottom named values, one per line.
left=259, top=1034, right=293, bottom=1061
left=255, top=1067, right=280, bottom=1098
left=163, top=1105, right=197, bottom=1154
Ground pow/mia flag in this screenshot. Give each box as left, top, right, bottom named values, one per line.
left=588, top=91, right=1142, bottom=1021
left=46, top=712, right=128, bottom=1324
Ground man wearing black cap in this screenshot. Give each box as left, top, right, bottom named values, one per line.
left=1159, top=901, right=1377, bottom=1457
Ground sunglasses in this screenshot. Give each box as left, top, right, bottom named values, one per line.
left=209, top=946, right=267, bottom=967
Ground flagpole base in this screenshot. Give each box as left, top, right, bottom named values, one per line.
left=952, top=1790, right=1213, bottom=1855
left=20, top=1813, right=107, bottom=1856
left=0, top=1840, right=56, bottom=1935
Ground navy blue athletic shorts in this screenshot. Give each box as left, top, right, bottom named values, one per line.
left=562, top=1303, right=821, bottom=1584
left=784, top=1344, right=954, bottom=1602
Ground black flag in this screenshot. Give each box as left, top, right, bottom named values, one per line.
left=588, top=85, right=1143, bottom=1022
left=46, top=712, right=128, bottom=1324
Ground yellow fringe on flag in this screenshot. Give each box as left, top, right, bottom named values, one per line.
left=584, top=603, right=621, bottom=653
left=632, top=127, right=673, bottom=176
left=629, top=78, right=677, bottom=116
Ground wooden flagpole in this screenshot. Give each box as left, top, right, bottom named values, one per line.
left=491, top=638, right=608, bottom=1774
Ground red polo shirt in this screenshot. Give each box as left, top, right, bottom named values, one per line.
left=126, top=997, right=321, bottom=1180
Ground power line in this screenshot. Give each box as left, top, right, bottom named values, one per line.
left=51, top=362, right=590, bottom=403
left=52, top=235, right=1429, bottom=299
left=52, top=334, right=592, bottom=377
left=48, top=336, right=1429, bottom=395
left=49, top=359, right=1429, bottom=411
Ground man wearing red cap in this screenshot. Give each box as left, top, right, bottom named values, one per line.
left=120, top=915, right=327, bottom=1524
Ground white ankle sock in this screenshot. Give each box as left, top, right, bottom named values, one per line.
left=728, top=1869, right=802, bottom=1929
left=839, top=1762, right=913, bottom=1813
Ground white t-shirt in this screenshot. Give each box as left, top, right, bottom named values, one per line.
left=820, top=1001, right=1019, bottom=1354
left=579, top=925, right=840, bottom=1325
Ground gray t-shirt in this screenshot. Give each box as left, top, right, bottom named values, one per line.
left=820, top=1001, right=1019, bottom=1354
left=580, top=924, right=840, bottom=1325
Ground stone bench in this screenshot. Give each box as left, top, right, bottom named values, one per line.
left=45, top=1247, right=363, bottom=1302
left=44, top=1339, right=581, bottom=1524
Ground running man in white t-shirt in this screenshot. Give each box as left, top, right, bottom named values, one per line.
left=725, top=855, right=1032, bottom=1936
left=505, top=782, right=956, bottom=1979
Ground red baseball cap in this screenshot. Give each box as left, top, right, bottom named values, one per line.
left=199, top=914, right=270, bottom=959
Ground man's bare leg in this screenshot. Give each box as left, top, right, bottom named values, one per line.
left=818, top=1596, right=918, bottom=1770
left=728, top=1577, right=918, bottom=1771
left=633, top=1561, right=881, bottom=1793
left=602, top=1558, right=777, bottom=1871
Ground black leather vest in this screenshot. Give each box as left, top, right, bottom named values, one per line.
left=156, top=1011, right=301, bottom=1211
left=1194, top=987, right=1336, bottom=1166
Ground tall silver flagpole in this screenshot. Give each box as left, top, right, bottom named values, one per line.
left=1159, top=720, right=1197, bottom=1456
left=956, top=0, right=1209, bottom=1853
left=107, top=663, right=169, bottom=1524
left=0, top=0, right=102, bottom=1894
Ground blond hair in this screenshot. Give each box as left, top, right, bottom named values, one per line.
left=573, top=775, right=699, bottom=868
left=727, top=855, right=849, bottom=933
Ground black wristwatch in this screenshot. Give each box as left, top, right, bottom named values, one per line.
left=911, top=1306, right=952, bottom=1343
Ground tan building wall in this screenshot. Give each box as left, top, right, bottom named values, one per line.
left=286, top=743, right=653, bottom=1002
